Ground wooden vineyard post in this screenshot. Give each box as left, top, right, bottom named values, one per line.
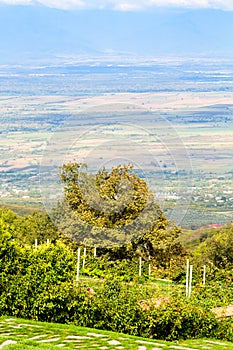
left=139, top=257, right=142, bottom=277
left=148, top=255, right=151, bottom=277
left=76, top=247, right=81, bottom=283
left=186, top=259, right=189, bottom=297
left=203, top=265, right=206, bottom=285
left=188, top=265, right=193, bottom=298
left=83, top=247, right=86, bottom=269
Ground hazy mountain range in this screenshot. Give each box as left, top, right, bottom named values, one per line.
left=0, top=4, right=233, bottom=63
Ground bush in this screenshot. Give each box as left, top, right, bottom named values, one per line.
left=146, top=296, right=218, bottom=340
left=86, top=278, right=146, bottom=335
left=74, top=279, right=219, bottom=340
left=215, top=318, right=233, bottom=342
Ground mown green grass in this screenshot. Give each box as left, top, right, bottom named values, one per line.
left=0, top=316, right=232, bottom=349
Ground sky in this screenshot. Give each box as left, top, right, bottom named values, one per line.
left=1, top=0, right=233, bottom=11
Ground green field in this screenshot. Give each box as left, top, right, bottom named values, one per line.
left=0, top=316, right=232, bottom=350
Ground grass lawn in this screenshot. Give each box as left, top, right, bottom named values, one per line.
left=0, top=316, right=232, bottom=349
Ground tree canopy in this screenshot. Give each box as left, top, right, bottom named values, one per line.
left=56, top=162, right=186, bottom=265
left=194, top=224, right=233, bottom=269
left=60, top=162, right=151, bottom=229
left=0, top=207, right=60, bottom=245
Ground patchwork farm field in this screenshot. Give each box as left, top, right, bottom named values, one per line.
left=1, top=91, right=233, bottom=228
left=0, top=61, right=233, bottom=227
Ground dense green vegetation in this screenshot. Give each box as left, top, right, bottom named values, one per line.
left=1, top=206, right=233, bottom=341
left=0, top=228, right=214, bottom=336
left=0, top=163, right=233, bottom=344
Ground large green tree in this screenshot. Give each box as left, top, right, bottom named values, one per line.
left=57, top=162, right=186, bottom=266
left=60, top=163, right=150, bottom=228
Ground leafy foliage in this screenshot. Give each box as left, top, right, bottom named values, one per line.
left=194, top=224, right=233, bottom=269
left=0, top=207, right=60, bottom=245
left=57, top=162, right=187, bottom=268
left=60, top=163, right=150, bottom=228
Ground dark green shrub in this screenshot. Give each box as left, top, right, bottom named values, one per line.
left=215, top=318, right=233, bottom=342
left=146, top=296, right=218, bottom=340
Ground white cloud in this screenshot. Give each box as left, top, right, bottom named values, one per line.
left=0, top=0, right=33, bottom=4
left=37, top=0, right=85, bottom=10
left=0, top=0, right=233, bottom=11
left=114, top=3, right=142, bottom=11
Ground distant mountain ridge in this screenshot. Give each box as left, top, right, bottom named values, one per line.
left=0, top=4, right=233, bottom=63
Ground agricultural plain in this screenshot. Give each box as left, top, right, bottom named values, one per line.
left=0, top=60, right=233, bottom=228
